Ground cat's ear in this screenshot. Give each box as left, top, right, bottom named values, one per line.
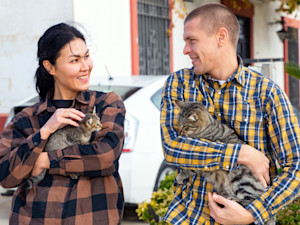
left=175, top=100, right=185, bottom=108
left=87, top=118, right=93, bottom=125
left=188, top=113, right=198, bottom=121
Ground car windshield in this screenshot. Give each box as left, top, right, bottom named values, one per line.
left=91, top=86, right=141, bottom=101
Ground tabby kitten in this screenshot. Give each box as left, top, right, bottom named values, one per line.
left=24, top=107, right=102, bottom=189
left=175, top=100, right=275, bottom=225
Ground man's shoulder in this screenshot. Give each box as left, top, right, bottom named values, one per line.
left=167, top=67, right=195, bottom=84
left=244, top=66, right=285, bottom=96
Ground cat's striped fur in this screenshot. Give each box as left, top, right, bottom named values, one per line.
left=175, top=100, right=275, bottom=225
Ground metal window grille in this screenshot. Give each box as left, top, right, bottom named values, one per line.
left=138, top=0, right=170, bottom=75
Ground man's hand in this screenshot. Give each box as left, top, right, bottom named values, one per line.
left=208, top=192, right=255, bottom=224
left=238, top=145, right=270, bottom=188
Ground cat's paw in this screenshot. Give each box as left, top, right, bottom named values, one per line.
left=69, top=174, right=79, bottom=179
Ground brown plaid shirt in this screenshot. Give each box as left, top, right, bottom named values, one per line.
left=0, top=90, right=126, bottom=225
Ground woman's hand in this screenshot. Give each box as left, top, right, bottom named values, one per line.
left=40, top=108, right=86, bottom=139
left=31, top=152, right=50, bottom=176
left=208, top=192, right=255, bottom=224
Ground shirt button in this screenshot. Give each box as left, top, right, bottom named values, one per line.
left=226, top=165, right=229, bottom=169
left=218, top=113, right=221, bottom=117
left=204, top=166, right=208, bottom=170
left=33, top=142, right=38, bottom=146
left=218, top=91, right=221, bottom=95
left=244, top=118, right=248, bottom=122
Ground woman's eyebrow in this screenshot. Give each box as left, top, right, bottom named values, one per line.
left=69, top=49, right=89, bottom=58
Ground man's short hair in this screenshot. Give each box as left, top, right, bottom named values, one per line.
left=185, top=3, right=240, bottom=48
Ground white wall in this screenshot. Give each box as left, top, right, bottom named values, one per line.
left=73, top=0, right=132, bottom=79
left=252, top=1, right=285, bottom=88
left=0, top=0, right=73, bottom=113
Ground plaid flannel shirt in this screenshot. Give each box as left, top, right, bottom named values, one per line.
left=0, top=90, right=125, bottom=225
left=160, top=57, right=300, bottom=225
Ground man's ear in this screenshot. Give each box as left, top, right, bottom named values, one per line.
left=42, top=60, right=55, bottom=75
left=216, top=27, right=228, bottom=47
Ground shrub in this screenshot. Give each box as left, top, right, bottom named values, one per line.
left=136, top=172, right=175, bottom=224
left=276, top=197, right=300, bottom=225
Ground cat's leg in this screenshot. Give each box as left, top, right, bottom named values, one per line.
left=22, top=169, right=47, bottom=189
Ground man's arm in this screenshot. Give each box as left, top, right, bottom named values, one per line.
left=244, top=88, right=300, bottom=224
left=161, top=72, right=242, bottom=171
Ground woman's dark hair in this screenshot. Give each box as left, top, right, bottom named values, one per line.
left=35, top=23, right=85, bottom=99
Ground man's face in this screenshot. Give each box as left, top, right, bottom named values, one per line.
left=183, top=18, right=218, bottom=75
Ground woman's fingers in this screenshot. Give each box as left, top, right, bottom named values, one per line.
left=40, top=108, right=86, bottom=139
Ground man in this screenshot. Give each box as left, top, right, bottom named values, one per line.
left=160, top=3, right=300, bottom=225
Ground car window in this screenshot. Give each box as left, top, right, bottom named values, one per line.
left=90, top=86, right=141, bottom=101
left=150, top=88, right=163, bottom=110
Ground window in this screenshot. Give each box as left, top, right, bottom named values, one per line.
left=137, top=0, right=170, bottom=75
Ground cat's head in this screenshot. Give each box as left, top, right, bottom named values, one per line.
left=175, top=100, right=211, bottom=136
left=81, top=107, right=102, bottom=133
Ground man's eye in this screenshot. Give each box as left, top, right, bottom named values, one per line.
left=84, top=55, right=90, bottom=59
left=71, top=59, right=78, bottom=63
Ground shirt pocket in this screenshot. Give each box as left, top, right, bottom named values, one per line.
left=226, top=105, right=265, bottom=146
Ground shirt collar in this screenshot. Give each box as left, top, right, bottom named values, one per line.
left=193, top=55, right=245, bottom=87
left=33, top=89, right=90, bottom=116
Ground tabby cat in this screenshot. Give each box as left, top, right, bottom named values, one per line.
left=24, top=107, right=102, bottom=189
left=175, top=100, right=275, bottom=225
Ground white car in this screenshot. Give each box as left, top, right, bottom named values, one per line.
left=2, top=75, right=176, bottom=205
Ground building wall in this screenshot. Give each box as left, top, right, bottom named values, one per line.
left=73, top=0, right=132, bottom=78
left=0, top=0, right=298, bottom=117
left=0, top=0, right=74, bottom=114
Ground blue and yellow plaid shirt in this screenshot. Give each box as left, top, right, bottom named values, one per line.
left=160, top=57, right=300, bottom=224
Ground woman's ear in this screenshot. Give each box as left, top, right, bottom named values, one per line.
left=42, top=60, right=55, bottom=75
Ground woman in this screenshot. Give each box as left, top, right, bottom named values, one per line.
left=0, top=23, right=125, bottom=224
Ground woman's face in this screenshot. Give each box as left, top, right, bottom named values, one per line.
left=51, top=38, right=93, bottom=100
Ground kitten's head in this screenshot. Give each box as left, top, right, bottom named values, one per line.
left=175, top=100, right=211, bottom=137
left=80, top=107, right=102, bottom=133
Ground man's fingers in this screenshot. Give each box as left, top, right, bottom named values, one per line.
left=264, top=171, right=270, bottom=186
left=212, top=193, right=229, bottom=206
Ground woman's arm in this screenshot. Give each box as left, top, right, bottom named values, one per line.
left=0, top=110, right=47, bottom=188
left=47, top=92, right=126, bottom=177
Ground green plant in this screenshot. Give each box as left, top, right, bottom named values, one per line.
left=285, top=62, right=300, bottom=79
left=136, top=172, right=175, bottom=224
left=276, top=197, right=300, bottom=224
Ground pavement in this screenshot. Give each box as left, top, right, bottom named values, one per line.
left=0, top=187, right=146, bottom=225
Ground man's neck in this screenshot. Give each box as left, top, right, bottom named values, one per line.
left=209, top=53, right=239, bottom=80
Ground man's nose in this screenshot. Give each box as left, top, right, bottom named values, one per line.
left=183, top=43, right=190, bottom=55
